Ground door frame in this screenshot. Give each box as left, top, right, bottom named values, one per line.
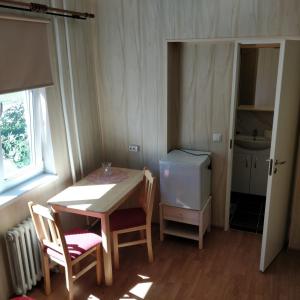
left=224, top=38, right=285, bottom=231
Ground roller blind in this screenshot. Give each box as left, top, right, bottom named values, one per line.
left=0, top=15, right=53, bottom=94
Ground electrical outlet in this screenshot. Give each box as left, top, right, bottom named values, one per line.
left=129, top=144, right=140, bottom=152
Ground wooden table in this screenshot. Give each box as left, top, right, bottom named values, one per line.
left=47, top=167, right=144, bottom=285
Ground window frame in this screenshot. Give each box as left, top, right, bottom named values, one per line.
left=0, top=88, right=54, bottom=194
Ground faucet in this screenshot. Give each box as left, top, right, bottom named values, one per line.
left=253, top=129, right=258, bottom=140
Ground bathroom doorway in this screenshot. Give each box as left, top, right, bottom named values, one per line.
left=229, top=44, right=278, bottom=233
left=225, top=39, right=300, bottom=272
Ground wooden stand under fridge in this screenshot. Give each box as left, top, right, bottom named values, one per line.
left=159, top=196, right=211, bottom=249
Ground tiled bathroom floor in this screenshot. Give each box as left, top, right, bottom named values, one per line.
left=230, top=192, right=266, bottom=233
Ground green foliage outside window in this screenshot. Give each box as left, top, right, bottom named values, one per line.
left=0, top=104, right=30, bottom=168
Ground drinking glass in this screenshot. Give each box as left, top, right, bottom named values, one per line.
left=102, top=162, right=112, bottom=176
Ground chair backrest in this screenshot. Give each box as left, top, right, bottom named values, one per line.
left=139, top=169, right=157, bottom=224
left=28, top=202, right=70, bottom=263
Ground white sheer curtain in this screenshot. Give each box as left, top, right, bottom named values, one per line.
left=50, top=0, right=102, bottom=183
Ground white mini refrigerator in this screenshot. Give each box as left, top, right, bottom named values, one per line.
left=159, top=150, right=211, bottom=210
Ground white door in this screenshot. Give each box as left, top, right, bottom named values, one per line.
left=260, top=40, right=300, bottom=271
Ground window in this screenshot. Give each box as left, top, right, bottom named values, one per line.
left=0, top=88, right=54, bottom=193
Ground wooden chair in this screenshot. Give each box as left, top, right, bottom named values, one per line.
left=28, top=202, right=102, bottom=300
left=110, top=169, right=157, bottom=269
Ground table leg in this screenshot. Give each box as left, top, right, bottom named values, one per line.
left=101, top=214, right=113, bottom=285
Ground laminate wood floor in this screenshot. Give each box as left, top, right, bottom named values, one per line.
left=29, top=227, right=300, bottom=300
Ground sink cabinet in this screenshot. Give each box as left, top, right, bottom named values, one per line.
left=232, top=153, right=251, bottom=193
left=250, top=151, right=269, bottom=195
left=232, top=146, right=269, bottom=196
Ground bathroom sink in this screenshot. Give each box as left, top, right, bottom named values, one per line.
left=234, top=135, right=271, bottom=150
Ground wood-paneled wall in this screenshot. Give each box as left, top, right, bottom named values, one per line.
left=94, top=0, right=300, bottom=228
left=168, top=42, right=234, bottom=225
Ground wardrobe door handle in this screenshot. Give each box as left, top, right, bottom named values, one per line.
left=254, top=157, right=257, bottom=168
left=245, top=158, right=248, bottom=168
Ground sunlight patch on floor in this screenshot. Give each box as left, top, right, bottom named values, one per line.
left=119, top=274, right=153, bottom=299
left=137, top=274, right=150, bottom=280
left=119, top=295, right=137, bottom=300
left=129, top=282, right=153, bottom=299
left=87, top=295, right=100, bottom=300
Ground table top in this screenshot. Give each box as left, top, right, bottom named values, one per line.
left=48, top=167, right=144, bottom=215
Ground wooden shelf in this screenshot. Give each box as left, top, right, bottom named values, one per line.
left=164, top=221, right=199, bottom=241
left=237, top=105, right=274, bottom=112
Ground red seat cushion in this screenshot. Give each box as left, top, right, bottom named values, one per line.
left=110, top=207, right=146, bottom=231
left=46, top=228, right=101, bottom=261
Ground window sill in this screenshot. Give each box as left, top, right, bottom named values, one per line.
left=0, top=173, right=58, bottom=209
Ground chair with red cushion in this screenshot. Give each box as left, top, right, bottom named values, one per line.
left=28, top=202, right=102, bottom=300
left=110, top=168, right=157, bottom=269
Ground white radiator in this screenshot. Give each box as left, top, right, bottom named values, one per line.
left=5, top=218, right=42, bottom=295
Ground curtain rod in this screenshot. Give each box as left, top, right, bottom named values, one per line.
left=0, top=0, right=94, bottom=20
